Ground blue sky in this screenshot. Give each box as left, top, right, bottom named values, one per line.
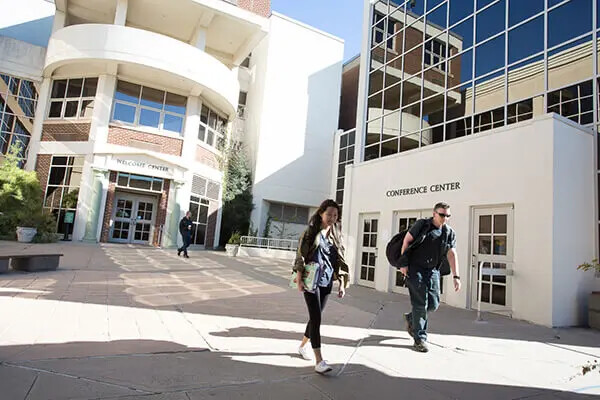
left=271, top=0, right=364, bottom=62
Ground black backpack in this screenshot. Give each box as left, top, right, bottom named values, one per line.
left=386, top=219, right=452, bottom=278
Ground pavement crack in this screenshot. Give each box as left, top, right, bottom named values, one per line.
left=4, top=362, right=153, bottom=395
left=174, top=305, right=217, bottom=352
left=23, top=372, right=38, bottom=400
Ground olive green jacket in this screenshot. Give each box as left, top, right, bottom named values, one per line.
left=293, top=224, right=350, bottom=289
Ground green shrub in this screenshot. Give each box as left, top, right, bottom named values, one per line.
left=0, top=144, right=57, bottom=241
left=227, top=231, right=241, bottom=245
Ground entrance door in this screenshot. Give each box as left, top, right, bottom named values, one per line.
left=110, top=194, right=157, bottom=245
left=357, top=213, right=379, bottom=288
left=470, top=207, right=514, bottom=312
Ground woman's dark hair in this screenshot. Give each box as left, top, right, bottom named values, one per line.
left=306, top=199, right=341, bottom=245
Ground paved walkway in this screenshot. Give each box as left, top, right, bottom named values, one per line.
left=0, top=241, right=599, bottom=399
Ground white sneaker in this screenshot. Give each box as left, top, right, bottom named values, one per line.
left=315, top=360, right=333, bottom=374
left=298, top=345, right=311, bottom=360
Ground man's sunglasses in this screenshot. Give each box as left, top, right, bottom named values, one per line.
left=436, top=211, right=451, bottom=218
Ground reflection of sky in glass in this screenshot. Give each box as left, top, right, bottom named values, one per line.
left=113, top=103, right=135, bottom=123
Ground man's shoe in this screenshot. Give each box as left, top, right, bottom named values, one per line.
left=404, top=313, right=414, bottom=338
left=183, top=254, right=190, bottom=259
left=177, top=249, right=181, bottom=256
left=413, top=340, right=429, bottom=353
left=298, top=345, right=311, bottom=361
left=315, top=360, right=332, bottom=374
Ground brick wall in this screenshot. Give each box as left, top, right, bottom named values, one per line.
left=153, top=179, right=170, bottom=247
left=100, top=171, right=117, bottom=242
left=41, top=122, right=90, bottom=141
left=34, top=154, right=52, bottom=196
left=196, top=145, right=221, bottom=170
left=238, top=0, right=270, bottom=17
left=204, top=199, right=220, bottom=248
left=108, top=126, right=183, bottom=156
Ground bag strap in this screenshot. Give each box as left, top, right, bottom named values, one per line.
left=436, top=225, right=450, bottom=267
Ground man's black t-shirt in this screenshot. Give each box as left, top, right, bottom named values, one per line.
left=409, top=220, right=443, bottom=269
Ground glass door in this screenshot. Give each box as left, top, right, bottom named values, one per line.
left=110, top=194, right=157, bottom=245
left=132, top=200, right=155, bottom=244
left=358, top=213, right=379, bottom=288
left=471, top=207, right=514, bottom=311
left=111, top=197, right=134, bottom=243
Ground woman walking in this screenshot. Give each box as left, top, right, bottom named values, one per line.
left=294, top=199, right=349, bottom=374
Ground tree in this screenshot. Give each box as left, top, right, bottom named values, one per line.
left=219, top=141, right=254, bottom=247
left=0, top=144, right=56, bottom=241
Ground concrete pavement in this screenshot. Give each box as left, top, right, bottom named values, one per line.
left=0, top=241, right=598, bottom=399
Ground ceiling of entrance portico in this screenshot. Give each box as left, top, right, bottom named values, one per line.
left=61, top=0, right=265, bottom=58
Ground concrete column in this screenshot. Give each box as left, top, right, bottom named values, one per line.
left=164, top=180, right=185, bottom=248
left=83, top=168, right=109, bottom=242
left=191, top=28, right=207, bottom=51
left=52, top=10, right=66, bottom=33
left=25, top=78, right=51, bottom=171
left=90, top=74, right=116, bottom=147
left=114, top=0, right=128, bottom=26
left=182, top=96, right=200, bottom=161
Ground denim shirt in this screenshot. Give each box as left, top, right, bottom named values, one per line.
left=313, top=231, right=336, bottom=288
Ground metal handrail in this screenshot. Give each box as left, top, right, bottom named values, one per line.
left=240, top=236, right=297, bottom=251
left=476, top=260, right=514, bottom=321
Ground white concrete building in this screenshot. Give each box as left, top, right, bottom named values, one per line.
left=0, top=0, right=343, bottom=247
left=334, top=0, right=600, bottom=327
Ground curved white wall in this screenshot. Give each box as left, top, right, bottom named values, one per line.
left=45, top=24, right=239, bottom=116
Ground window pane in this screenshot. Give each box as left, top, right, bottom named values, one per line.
left=82, top=78, right=98, bottom=97
left=64, top=100, right=79, bottom=118
left=508, top=15, right=543, bottom=64
left=164, top=114, right=183, bottom=133
left=508, top=0, right=543, bottom=27
left=139, top=108, right=160, bottom=128
left=48, top=166, right=66, bottom=185
left=140, top=86, right=164, bottom=109
left=129, top=175, right=153, bottom=190
left=113, top=102, right=136, bottom=123
left=450, top=16, right=473, bottom=51
left=115, top=81, right=140, bottom=103
left=548, top=0, right=592, bottom=48
left=51, top=80, right=67, bottom=99
left=48, top=101, right=63, bottom=118
left=66, top=78, right=83, bottom=98
left=117, top=173, right=128, bottom=186
left=475, top=35, right=504, bottom=77
left=450, top=0, right=474, bottom=26
left=80, top=99, right=94, bottom=118
left=164, top=93, right=186, bottom=114
left=476, top=0, right=505, bottom=43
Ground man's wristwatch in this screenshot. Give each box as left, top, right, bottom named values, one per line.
left=453, top=276, right=460, bottom=280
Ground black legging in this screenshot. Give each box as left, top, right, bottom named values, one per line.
left=303, top=284, right=332, bottom=349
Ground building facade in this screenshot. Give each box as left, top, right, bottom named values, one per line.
left=336, top=0, right=600, bottom=326
left=1, top=0, right=343, bottom=247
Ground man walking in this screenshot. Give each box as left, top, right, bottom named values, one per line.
left=399, top=202, right=460, bottom=353
left=177, top=211, right=193, bottom=258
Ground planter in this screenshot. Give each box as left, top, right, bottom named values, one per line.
left=589, top=292, right=600, bottom=330
left=225, top=244, right=239, bottom=257
left=16, top=227, right=37, bottom=243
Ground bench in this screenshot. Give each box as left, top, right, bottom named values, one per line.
left=0, top=253, right=63, bottom=272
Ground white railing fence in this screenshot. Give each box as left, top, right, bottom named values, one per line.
left=240, top=236, right=297, bottom=251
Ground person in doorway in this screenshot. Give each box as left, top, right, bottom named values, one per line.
left=177, top=211, right=193, bottom=258
left=294, top=199, right=349, bottom=374
left=399, top=202, right=460, bottom=353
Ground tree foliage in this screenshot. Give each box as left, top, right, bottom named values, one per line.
left=219, top=141, right=254, bottom=247
left=0, top=144, right=56, bottom=241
